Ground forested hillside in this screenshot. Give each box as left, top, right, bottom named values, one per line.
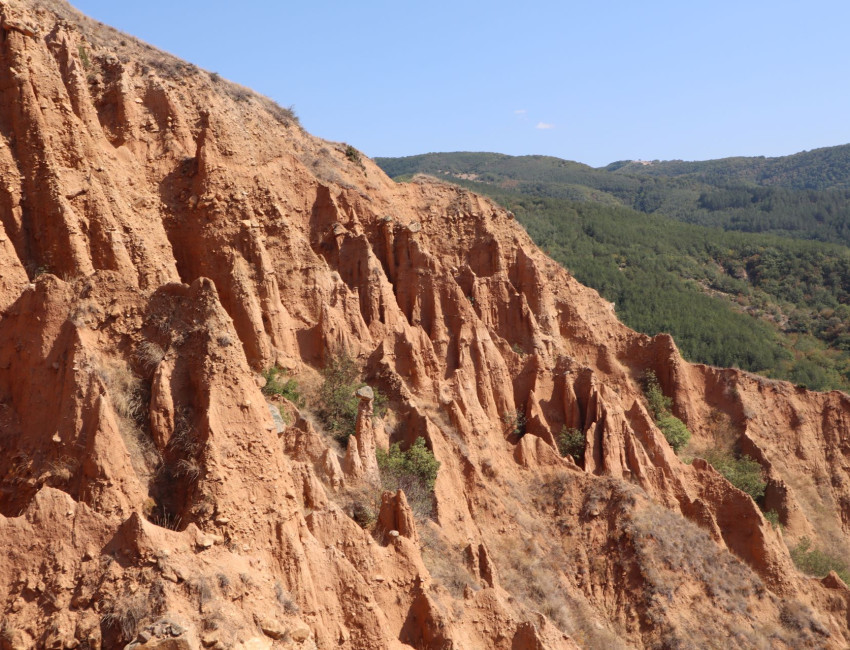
left=376, top=151, right=850, bottom=391
left=610, top=143, right=850, bottom=190
left=377, top=148, right=850, bottom=245
left=379, top=145, right=850, bottom=192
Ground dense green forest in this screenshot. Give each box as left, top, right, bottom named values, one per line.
left=377, top=148, right=850, bottom=246
left=607, top=144, right=850, bottom=190
left=379, top=145, right=850, bottom=193
left=376, top=149, right=850, bottom=392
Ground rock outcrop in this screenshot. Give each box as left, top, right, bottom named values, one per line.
left=0, top=1, right=848, bottom=647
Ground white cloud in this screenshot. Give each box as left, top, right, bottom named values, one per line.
left=536, top=122, right=555, bottom=130
left=514, top=109, right=527, bottom=115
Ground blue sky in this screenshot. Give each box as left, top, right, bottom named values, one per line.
left=70, top=0, right=850, bottom=167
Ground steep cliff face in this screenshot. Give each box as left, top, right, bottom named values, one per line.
left=0, top=1, right=848, bottom=648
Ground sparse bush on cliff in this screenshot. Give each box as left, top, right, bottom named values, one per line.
left=557, top=427, right=585, bottom=463
left=261, top=365, right=303, bottom=406
left=764, top=509, right=781, bottom=528
left=377, top=437, right=440, bottom=517
left=642, top=370, right=691, bottom=452
left=349, top=498, right=378, bottom=529
left=495, top=533, right=572, bottom=633
left=778, top=599, right=831, bottom=639
left=77, top=44, right=92, bottom=71
left=316, top=353, right=385, bottom=443
left=642, top=370, right=672, bottom=419
left=317, top=354, right=362, bottom=442
left=263, top=99, right=299, bottom=126
left=790, top=536, right=850, bottom=584
left=345, top=144, right=362, bottom=165
left=702, top=449, right=766, bottom=501
left=377, top=438, right=439, bottom=491
left=418, top=525, right=479, bottom=598
left=657, top=414, right=692, bottom=453
left=502, top=409, right=527, bottom=437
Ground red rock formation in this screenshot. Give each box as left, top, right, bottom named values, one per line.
left=0, top=1, right=848, bottom=647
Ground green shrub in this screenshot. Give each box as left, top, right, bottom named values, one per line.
left=317, top=354, right=385, bottom=443
left=350, top=501, right=377, bottom=529
left=642, top=370, right=672, bottom=419
left=345, top=145, right=362, bottom=165
left=557, top=427, right=585, bottom=463
left=764, top=510, right=781, bottom=528
left=78, top=45, right=91, bottom=70
left=377, top=438, right=439, bottom=490
left=657, top=414, right=691, bottom=452
left=317, top=354, right=361, bottom=442
left=502, top=410, right=527, bottom=437
left=790, top=537, right=850, bottom=584
left=277, top=405, right=292, bottom=426
left=261, top=366, right=303, bottom=406
left=702, top=449, right=765, bottom=501
left=641, top=369, right=692, bottom=453
left=377, top=437, right=440, bottom=517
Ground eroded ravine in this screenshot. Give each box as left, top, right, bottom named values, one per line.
left=0, top=1, right=848, bottom=648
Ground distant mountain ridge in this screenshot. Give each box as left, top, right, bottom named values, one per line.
left=378, top=143, right=850, bottom=191
left=377, top=147, right=850, bottom=246
left=607, top=144, right=850, bottom=190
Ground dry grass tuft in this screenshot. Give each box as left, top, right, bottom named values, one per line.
left=186, top=576, right=215, bottom=609
left=779, top=599, right=830, bottom=638
left=297, top=148, right=354, bottom=189
left=96, top=357, right=159, bottom=479
left=335, top=484, right=381, bottom=530
left=275, top=581, right=300, bottom=614
left=169, top=406, right=198, bottom=456
left=100, top=592, right=151, bottom=642
left=97, top=357, right=145, bottom=422
left=136, top=340, right=165, bottom=373
left=493, top=532, right=572, bottom=632
left=259, top=96, right=300, bottom=126
left=624, top=503, right=827, bottom=648
left=47, top=455, right=79, bottom=484
left=627, top=505, right=762, bottom=618
left=69, top=299, right=103, bottom=328
left=174, top=458, right=201, bottom=481
left=149, top=508, right=182, bottom=531
left=418, top=523, right=479, bottom=598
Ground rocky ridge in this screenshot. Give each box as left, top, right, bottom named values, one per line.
left=0, top=1, right=848, bottom=648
